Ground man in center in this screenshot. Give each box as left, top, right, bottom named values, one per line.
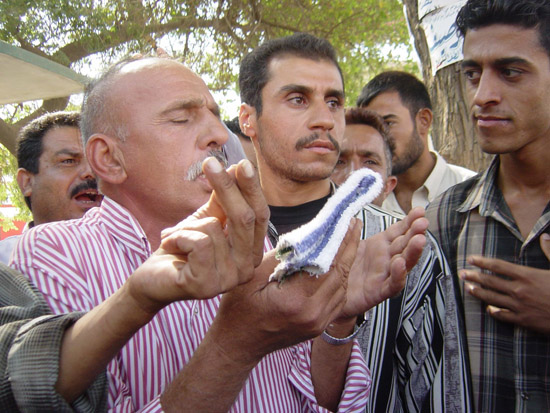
left=239, top=33, right=471, bottom=412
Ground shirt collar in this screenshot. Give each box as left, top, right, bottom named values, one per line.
left=422, top=151, right=447, bottom=201
left=456, top=156, right=500, bottom=216
left=98, top=196, right=151, bottom=257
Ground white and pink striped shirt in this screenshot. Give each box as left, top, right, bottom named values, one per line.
left=12, top=197, right=370, bottom=412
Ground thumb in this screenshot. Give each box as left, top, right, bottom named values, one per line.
left=540, top=233, right=550, bottom=261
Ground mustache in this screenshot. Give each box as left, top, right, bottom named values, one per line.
left=295, top=132, right=340, bottom=152
left=70, top=179, right=98, bottom=198
left=185, top=150, right=228, bottom=181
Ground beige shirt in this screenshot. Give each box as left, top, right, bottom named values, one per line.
left=382, top=151, right=476, bottom=216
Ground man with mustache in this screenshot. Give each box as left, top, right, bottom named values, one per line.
left=426, top=0, right=550, bottom=411
left=238, top=33, right=470, bottom=412
left=0, top=112, right=102, bottom=264
left=10, top=54, right=411, bottom=411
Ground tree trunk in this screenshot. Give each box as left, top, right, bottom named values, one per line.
left=402, top=0, right=491, bottom=172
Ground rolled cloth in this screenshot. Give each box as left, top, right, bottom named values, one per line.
left=270, top=168, right=383, bottom=282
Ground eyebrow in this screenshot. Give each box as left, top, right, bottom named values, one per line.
left=161, top=99, right=221, bottom=118
left=279, top=84, right=345, bottom=100
left=339, top=149, right=381, bottom=160
left=461, top=57, right=531, bottom=68
left=54, top=149, right=83, bottom=158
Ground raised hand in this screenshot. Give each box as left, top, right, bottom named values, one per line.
left=128, top=157, right=269, bottom=315
left=340, top=206, right=428, bottom=320
left=210, top=219, right=362, bottom=364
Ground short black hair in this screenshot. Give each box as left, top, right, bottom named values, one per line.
left=356, top=71, right=432, bottom=120
left=345, top=107, right=394, bottom=177
left=456, top=0, right=550, bottom=57
left=239, top=33, right=344, bottom=115
left=224, top=117, right=250, bottom=141
left=16, top=111, right=80, bottom=209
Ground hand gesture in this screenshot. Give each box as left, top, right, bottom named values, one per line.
left=209, top=220, right=362, bottom=364
left=461, top=233, right=550, bottom=334
left=339, top=207, right=428, bottom=320
left=127, top=157, right=269, bottom=315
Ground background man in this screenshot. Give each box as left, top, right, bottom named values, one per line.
left=331, top=107, right=397, bottom=206
left=239, top=33, right=470, bottom=413
left=427, top=0, right=550, bottom=411
left=357, top=71, right=475, bottom=215
left=0, top=111, right=101, bottom=264
left=12, top=56, right=374, bottom=411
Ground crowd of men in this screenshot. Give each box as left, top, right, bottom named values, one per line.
left=0, top=0, right=549, bottom=412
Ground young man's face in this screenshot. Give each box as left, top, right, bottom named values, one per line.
left=363, top=91, right=424, bottom=175
left=244, top=56, right=345, bottom=184
left=461, top=24, right=550, bottom=155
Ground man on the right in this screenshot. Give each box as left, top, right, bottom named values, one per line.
left=426, top=1, right=550, bottom=411
left=357, top=71, right=475, bottom=215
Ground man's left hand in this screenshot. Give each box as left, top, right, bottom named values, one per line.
left=338, top=206, right=428, bottom=320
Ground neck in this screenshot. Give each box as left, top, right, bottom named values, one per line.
left=498, top=147, right=550, bottom=192
left=259, top=170, right=332, bottom=207
left=104, top=189, right=189, bottom=252
left=394, top=150, right=436, bottom=193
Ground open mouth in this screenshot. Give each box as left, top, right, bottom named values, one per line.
left=74, top=189, right=103, bottom=204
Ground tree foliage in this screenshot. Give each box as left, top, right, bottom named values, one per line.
left=1, top=0, right=412, bottom=150
left=0, top=0, right=414, bottom=223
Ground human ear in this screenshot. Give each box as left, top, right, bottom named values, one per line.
left=239, top=104, right=258, bottom=140
left=383, top=175, right=398, bottom=199
left=16, top=168, right=34, bottom=197
left=86, top=134, right=127, bottom=184
left=416, top=108, right=433, bottom=137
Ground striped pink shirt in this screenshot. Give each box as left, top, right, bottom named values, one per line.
left=12, top=197, right=370, bottom=412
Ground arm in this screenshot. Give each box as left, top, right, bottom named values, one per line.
left=309, top=207, right=428, bottom=410
left=161, top=219, right=362, bottom=411
left=56, top=158, right=270, bottom=405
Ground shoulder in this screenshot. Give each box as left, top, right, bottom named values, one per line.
left=428, top=174, right=479, bottom=217
left=446, top=162, right=477, bottom=181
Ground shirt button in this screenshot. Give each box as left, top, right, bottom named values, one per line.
left=193, top=307, right=199, bottom=315
left=521, top=392, right=529, bottom=400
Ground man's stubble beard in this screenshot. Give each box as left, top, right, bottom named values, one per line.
left=391, top=127, right=424, bottom=176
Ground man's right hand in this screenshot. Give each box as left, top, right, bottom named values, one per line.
left=126, top=157, right=270, bottom=315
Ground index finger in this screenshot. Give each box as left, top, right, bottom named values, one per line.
left=234, top=160, right=270, bottom=266
left=203, top=157, right=267, bottom=268
left=467, top=255, right=528, bottom=279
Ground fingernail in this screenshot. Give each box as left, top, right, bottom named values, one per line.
left=241, top=159, right=254, bottom=178
left=204, top=157, right=222, bottom=173
left=542, top=233, right=550, bottom=241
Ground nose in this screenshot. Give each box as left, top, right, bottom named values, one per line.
left=350, top=158, right=362, bottom=175
left=80, top=158, right=95, bottom=181
left=308, top=99, right=336, bottom=131
left=197, top=112, right=228, bottom=150
left=472, top=71, right=501, bottom=108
